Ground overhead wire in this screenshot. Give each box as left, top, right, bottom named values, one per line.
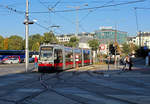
left=0, top=2, right=51, bottom=32
left=0, top=4, right=25, bottom=14
left=49, top=0, right=62, bottom=11
left=78, top=0, right=115, bottom=32
left=0, top=0, right=147, bottom=34
left=30, top=0, right=146, bottom=13
left=37, top=0, right=63, bottom=33
left=79, top=0, right=115, bottom=23
left=134, top=7, right=150, bottom=32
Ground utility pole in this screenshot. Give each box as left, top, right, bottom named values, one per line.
left=25, top=0, right=29, bottom=72
left=68, top=4, right=88, bottom=36
left=134, top=7, right=141, bottom=47
left=24, top=0, right=34, bottom=72
left=67, top=6, right=79, bottom=36
left=107, top=41, right=110, bottom=71
left=114, top=25, right=117, bottom=68
left=139, top=30, right=142, bottom=47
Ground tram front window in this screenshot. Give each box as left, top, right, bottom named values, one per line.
left=40, top=51, right=53, bottom=61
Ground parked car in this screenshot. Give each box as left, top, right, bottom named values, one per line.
left=3, top=58, right=20, bottom=64
left=2, top=55, right=21, bottom=63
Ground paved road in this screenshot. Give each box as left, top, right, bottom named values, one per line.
left=0, top=63, right=34, bottom=76
left=0, top=64, right=150, bottom=104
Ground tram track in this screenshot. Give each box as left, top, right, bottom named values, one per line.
left=39, top=69, right=140, bottom=104
left=0, top=67, right=143, bottom=104
left=0, top=71, right=66, bottom=104
left=18, top=71, right=86, bottom=104
left=75, top=72, right=140, bottom=104
left=15, top=69, right=94, bottom=104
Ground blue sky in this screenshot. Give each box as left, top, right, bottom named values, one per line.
left=0, top=0, right=150, bottom=38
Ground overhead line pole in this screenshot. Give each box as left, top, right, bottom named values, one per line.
left=24, top=0, right=34, bottom=72
left=134, top=7, right=141, bottom=47
left=114, top=24, right=117, bottom=68
left=25, top=0, right=29, bottom=72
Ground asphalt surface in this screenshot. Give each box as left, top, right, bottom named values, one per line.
left=0, top=60, right=150, bottom=104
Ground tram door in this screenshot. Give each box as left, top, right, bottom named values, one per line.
left=54, top=49, right=63, bottom=70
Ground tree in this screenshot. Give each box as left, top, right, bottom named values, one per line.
left=3, top=38, right=8, bottom=50
left=8, top=35, right=24, bottom=50
left=88, top=39, right=99, bottom=51
left=43, top=32, right=58, bottom=44
left=29, top=34, right=43, bottom=51
left=66, top=36, right=79, bottom=47
left=129, top=43, right=138, bottom=54
left=0, top=35, right=4, bottom=50
left=121, top=43, right=131, bottom=55
left=88, top=39, right=99, bottom=63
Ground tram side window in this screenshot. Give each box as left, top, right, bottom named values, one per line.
left=65, top=51, right=73, bottom=62
left=54, top=49, right=63, bottom=63
left=84, top=53, right=90, bottom=60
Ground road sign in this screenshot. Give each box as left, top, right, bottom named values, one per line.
left=99, top=44, right=105, bottom=50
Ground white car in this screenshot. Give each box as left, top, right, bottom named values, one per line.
left=3, top=58, right=20, bottom=64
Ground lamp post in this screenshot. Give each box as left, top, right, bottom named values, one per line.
left=24, top=0, right=34, bottom=72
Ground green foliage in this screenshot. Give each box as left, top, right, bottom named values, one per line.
left=0, top=35, right=4, bottom=49
left=0, top=32, right=59, bottom=51
left=65, top=36, right=79, bottom=47
left=121, top=43, right=139, bottom=56
left=3, top=38, right=8, bottom=50
left=29, top=34, right=43, bottom=51
left=8, top=35, right=23, bottom=50
left=88, top=39, right=99, bottom=51
left=122, top=43, right=131, bottom=55
left=43, top=32, right=58, bottom=44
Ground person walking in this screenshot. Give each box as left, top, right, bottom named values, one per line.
left=122, top=56, right=128, bottom=70
left=34, top=56, right=38, bottom=70
left=123, top=55, right=132, bottom=71
left=128, top=56, right=133, bottom=71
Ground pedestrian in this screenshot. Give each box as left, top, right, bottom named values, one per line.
left=128, top=56, right=133, bottom=71
left=123, top=55, right=132, bottom=71
left=122, top=56, right=128, bottom=71
left=34, top=56, right=38, bottom=70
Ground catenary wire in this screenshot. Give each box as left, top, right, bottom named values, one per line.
left=29, top=0, right=146, bottom=13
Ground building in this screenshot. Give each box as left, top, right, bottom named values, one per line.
left=56, top=33, right=94, bottom=49
left=56, top=35, right=73, bottom=42
left=136, top=32, right=150, bottom=48
left=78, top=36, right=93, bottom=49
left=94, top=27, right=127, bottom=44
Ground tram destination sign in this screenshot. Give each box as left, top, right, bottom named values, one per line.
left=41, top=46, right=53, bottom=51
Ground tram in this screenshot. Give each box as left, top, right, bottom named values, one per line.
left=38, top=44, right=92, bottom=72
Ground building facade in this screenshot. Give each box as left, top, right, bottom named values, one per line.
left=94, top=27, right=127, bottom=44
left=137, top=32, right=150, bottom=48
left=56, top=35, right=72, bottom=42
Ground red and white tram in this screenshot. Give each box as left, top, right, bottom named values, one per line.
left=38, top=44, right=92, bottom=72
